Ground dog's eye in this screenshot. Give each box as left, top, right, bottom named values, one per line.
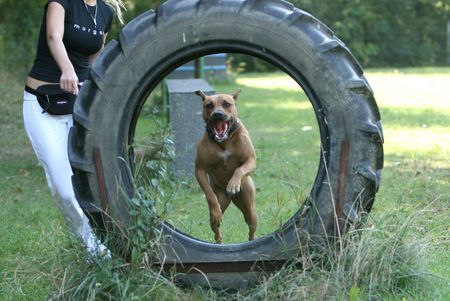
left=223, top=101, right=231, bottom=108
left=205, top=102, right=214, bottom=109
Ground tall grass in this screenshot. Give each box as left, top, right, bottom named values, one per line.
left=243, top=208, right=446, bottom=300
left=45, top=202, right=446, bottom=300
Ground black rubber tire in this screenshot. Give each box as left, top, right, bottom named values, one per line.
left=69, top=0, right=383, bottom=288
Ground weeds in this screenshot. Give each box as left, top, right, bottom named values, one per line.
left=48, top=115, right=179, bottom=300
left=241, top=207, right=446, bottom=301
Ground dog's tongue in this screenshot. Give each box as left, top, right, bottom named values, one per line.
left=214, top=121, right=229, bottom=139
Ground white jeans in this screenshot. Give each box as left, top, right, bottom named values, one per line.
left=23, top=90, right=99, bottom=250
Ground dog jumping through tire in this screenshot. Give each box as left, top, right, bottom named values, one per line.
left=194, top=89, right=257, bottom=243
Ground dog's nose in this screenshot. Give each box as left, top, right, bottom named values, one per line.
left=212, top=111, right=225, bottom=119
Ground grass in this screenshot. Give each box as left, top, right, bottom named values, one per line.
left=1, top=67, right=449, bottom=300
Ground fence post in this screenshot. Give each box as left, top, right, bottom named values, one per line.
left=166, top=79, right=215, bottom=177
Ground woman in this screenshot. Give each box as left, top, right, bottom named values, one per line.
left=23, top=0, right=125, bottom=259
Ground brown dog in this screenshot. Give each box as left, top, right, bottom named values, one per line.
left=194, top=89, right=257, bottom=243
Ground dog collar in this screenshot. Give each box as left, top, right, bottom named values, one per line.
left=206, top=118, right=240, bottom=143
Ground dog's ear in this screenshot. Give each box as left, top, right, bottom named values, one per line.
left=232, top=88, right=241, bottom=100
left=195, top=90, right=207, bottom=100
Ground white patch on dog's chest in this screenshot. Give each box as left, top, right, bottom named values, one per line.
left=218, top=150, right=231, bottom=165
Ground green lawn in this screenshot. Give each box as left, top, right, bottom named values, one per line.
left=1, top=67, right=449, bottom=300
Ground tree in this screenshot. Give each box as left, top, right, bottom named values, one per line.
left=291, top=0, right=449, bottom=67
left=0, top=0, right=448, bottom=76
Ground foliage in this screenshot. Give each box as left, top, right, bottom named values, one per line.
left=125, top=111, right=175, bottom=256
left=0, top=0, right=46, bottom=75
left=233, top=0, right=450, bottom=71
left=0, top=0, right=448, bottom=76
left=0, top=0, right=164, bottom=76
left=292, top=0, right=449, bottom=67
left=49, top=112, right=178, bottom=300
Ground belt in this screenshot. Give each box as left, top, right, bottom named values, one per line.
left=25, top=85, right=40, bottom=96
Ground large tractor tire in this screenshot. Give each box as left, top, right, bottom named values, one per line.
left=69, top=0, right=383, bottom=288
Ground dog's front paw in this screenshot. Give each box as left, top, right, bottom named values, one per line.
left=227, top=177, right=241, bottom=195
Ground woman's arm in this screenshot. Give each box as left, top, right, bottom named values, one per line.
left=46, top=2, right=79, bottom=94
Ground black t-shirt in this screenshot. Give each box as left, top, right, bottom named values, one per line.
left=29, top=0, right=114, bottom=82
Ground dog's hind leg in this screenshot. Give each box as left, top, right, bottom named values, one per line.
left=232, top=176, right=257, bottom=241
left=210, top=219, right=222, bottom=243
left=211, top=188, right=231, bottom=243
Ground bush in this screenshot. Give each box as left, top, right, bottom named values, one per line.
left=1, top=0, right=448, bottom=76
left=229, top=0, right=449, bottom=72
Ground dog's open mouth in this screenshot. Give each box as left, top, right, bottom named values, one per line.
left=212, top=120, right=232, bottom=141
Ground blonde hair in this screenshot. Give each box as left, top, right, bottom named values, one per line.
left=104, top=0, right=126, bottom=25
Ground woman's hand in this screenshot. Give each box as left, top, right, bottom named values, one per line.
left=46, top=2, right=79, bottom=94
left=60, top=66, right=79, bottom=94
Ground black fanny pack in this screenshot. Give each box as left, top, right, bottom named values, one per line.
left=25, top=85, right=78, bottom=115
